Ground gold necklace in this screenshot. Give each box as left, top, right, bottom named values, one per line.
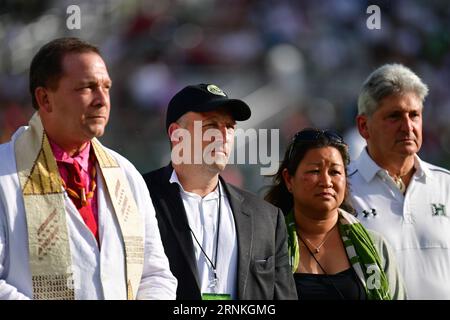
left=298, top=224, right=336, bottom=254
left=391, top=175, right=406, bottom=193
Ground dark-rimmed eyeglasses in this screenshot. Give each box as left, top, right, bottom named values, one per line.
left=288, top=128, right=346, bottom=161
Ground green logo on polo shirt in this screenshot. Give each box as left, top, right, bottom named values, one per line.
left=431, top=203, right=446, bottom=216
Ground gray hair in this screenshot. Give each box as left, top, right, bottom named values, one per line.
left=168, top=113, right=189, bottom=149
left=357, top=63, right=429, bottom=116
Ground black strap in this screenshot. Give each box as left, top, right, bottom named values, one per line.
left=298, top=234, right=328, bottom=274
left=188, top=182, right=222, bottom=284
left=298, top=234, right=345, bottom=300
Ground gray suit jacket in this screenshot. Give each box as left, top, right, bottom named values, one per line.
left=143, top=164, right=297, bottom=300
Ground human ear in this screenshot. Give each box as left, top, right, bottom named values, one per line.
left=35, top=87, right=52, bottom=113
left=282, top=168, right=293, bottom=193
left=168, top=122, right=183, bottom=136
left=168, top=122, right=185, bottom=147
left=356, top=114, right=370, bottom=140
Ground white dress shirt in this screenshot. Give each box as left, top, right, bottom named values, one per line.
left=348, top=148, right=450, bottom=299
left=170, top=170, right=238, bottom=298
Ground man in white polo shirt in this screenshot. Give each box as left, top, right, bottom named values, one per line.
left=348, top=63, right=450, bottom=299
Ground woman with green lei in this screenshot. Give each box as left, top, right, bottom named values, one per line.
left=265, top=128, right=406, bottom=300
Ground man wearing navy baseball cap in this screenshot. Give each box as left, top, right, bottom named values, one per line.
left=143, top=83, right=297, bottom=300
left=165, top=83, right=251, bottom=130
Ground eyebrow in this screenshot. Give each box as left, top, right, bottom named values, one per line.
left=305, top=162, right=343, bottom=166
left=78, top=78, right=112, bottom=86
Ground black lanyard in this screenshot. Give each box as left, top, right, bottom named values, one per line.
left=297, top=233, right=345, bottom=300
left=188, top=182, right=222, bottom=287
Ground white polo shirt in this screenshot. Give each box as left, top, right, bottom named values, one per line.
left=169, top=170, right=238, bottom=299
left=348, top=148, right=450, bottom=299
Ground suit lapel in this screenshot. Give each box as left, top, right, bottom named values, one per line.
left=160, top=166, right=201, bottom=290
left=221, top=179, right=252, bottom=300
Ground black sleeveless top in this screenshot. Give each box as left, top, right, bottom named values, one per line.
left=294, top=267, right=367, bottom=300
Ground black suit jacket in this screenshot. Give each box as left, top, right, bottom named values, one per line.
left=143, top=165, right=297, bottom=300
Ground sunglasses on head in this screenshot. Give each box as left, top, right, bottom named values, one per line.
left=288, top=128, right=346, bottom=161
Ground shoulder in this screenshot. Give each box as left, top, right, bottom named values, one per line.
left=366, top=227, right=406, bottom=299
left=0, top=140, right=17, bottom=176
left=142, top=166, right=170, bottom=193
left=225, top=183, right=286, bottom=235
left=225, top=183, right=281, bottom=215
left=0, top=140, right=11, bottom=153
left=366, top=228, right=394, bottom=258
left=348, top=155, right=364, bottom=180
left=0, top=140, right=13, bottom=159
left=424, top=161, right=450, bottom=176
left=365, top=228, right=395, bottom=269
left=99, top=146, right=147, bottom=191
left=102, top=147, right=140, bottom=174
left=347, top=148, right=375, bottom=181
left=347, top=161, right=365, bottom=193
left=366, top=228, right=386, bottom=246
left=0, top=128, right=24, bottom=162
left=142, top=166, right=167, bottom=183
left=420, top=160, right=450, bottom=190
left=226, top=183, right=266, bottom=204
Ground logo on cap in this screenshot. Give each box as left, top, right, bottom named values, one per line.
left=207, top=84, right=226, bottom=97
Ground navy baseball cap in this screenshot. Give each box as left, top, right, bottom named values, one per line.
left=166, top=83, right=251, bottom=130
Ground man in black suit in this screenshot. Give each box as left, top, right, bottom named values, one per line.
left=143, top=84, right=297, bottom=300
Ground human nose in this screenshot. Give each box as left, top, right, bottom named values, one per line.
left=215, top=125, right=233, bottom=142
left=400, top=114, right=414, bottom=132
left=93, top=86, right=109, bottom=107
left=319, top=171, right=333, bottom=188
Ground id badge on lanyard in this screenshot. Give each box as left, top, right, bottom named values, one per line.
left=202, top=293, right=231, bottom=300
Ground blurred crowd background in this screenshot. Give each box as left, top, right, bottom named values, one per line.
left=1, top=0, right=449, bottom=196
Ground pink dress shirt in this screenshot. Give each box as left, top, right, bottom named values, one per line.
left=49, top=139, right=98, bottom=221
